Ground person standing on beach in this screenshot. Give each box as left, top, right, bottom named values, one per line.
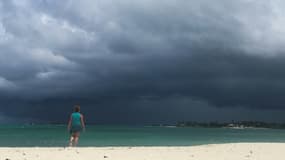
left=67, top=105, right=86, bottom=147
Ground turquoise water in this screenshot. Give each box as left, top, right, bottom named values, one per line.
left=0, top=125, right=285, bottom=147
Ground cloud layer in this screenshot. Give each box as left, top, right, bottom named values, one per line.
left=1, top=0, right=285, bottom=123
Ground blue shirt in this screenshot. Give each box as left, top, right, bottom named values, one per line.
left=71, top=112, right=81, bottom=127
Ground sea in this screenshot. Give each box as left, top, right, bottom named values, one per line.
left=0, top=125, right=285, bottom=147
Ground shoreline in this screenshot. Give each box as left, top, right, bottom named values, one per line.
left=0, top=143, right=284, bottom=160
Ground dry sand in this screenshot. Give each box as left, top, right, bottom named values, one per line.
left=0, top=143, right=284, bottom=160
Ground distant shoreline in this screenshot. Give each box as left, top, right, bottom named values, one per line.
left=176, top=121, right=285, bottom=129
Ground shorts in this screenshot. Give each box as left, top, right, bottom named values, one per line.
left=70, top=125, right=82, bottom=134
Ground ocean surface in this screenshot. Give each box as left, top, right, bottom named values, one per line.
left=0, top=125, right=285, bottom=147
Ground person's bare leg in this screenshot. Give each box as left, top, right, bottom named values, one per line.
left=74, top=137, right=79, bottom=146
left=73, top=132, right=80, bottom=147
left=69, top=136, right=74, bottom=147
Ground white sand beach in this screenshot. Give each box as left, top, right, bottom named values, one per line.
left=0, top=143, right=284, bottom=160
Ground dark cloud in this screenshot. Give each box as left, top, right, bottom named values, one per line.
left=0, top=0, right=285, bottom=123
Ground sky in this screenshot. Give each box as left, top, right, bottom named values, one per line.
left=1, top=0, right=285, bottom=124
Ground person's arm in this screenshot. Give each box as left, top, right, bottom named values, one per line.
left=67, top=115, right=72, bottom=131
left=81, top=114, right=86, bottom=131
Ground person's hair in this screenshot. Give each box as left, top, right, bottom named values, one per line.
left=74, top=105, right=80, bottom=112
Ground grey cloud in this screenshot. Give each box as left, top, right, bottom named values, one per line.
left=0, top=0, right=285, bottom=123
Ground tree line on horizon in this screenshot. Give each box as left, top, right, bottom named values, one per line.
left=176, top=121, right=285, bottom=129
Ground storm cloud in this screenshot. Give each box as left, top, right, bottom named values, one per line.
left=1, top=0, right=285, bottom=124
